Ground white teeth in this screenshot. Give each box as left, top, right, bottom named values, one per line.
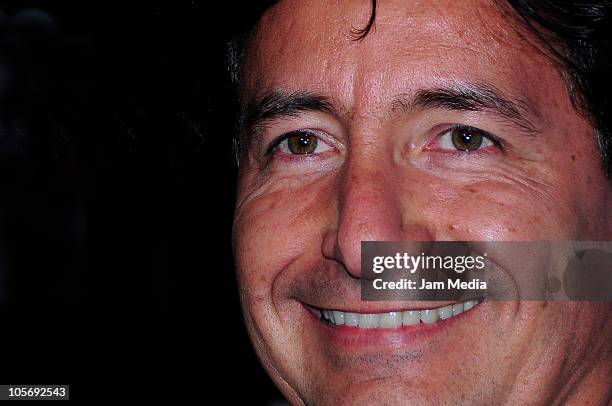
left=402, top=310, right=421, bottom=326
left=344, top=312, right=359, bottom=326
left=420, top=308, right=439, bottom=324
left=332, top=311, right=345, bottom=325
left=320, top=299, right=481, bottom=329
left=379, top=312, right=402, bottom=329
left=452, top=303, right=464, bottom=316
left=358, top=313, right=380, bottom=329
left=437, top=305, right=453, bottom=320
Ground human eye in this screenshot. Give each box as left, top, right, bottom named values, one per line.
left=430, top=125, right=500, bottom=152
left=268, top=129, right=333, bottom=156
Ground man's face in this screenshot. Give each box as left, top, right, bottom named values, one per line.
left=233, top=1, right=612, bottom=404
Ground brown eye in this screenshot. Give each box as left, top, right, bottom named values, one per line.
left=286, top=132, right=318, bottom=154
left=435, top=126, right=496, bottom=152
left=451, top=127, right=484, bottom=151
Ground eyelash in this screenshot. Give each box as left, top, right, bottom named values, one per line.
left=431, top=124, right=503, bottom=153
left=265, top=125, right=503, bottom=157
left=265, top=129, right=330, bottom=156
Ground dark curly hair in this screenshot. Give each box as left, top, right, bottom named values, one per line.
left=229, top=0, right=612, bottom=176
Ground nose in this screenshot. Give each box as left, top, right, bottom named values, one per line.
left=323, top=153, right=434, bottom=279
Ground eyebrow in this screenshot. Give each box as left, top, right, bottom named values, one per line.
left=240, top=82, right=540, bottom=154
left=394, top=82, right=541, bottom=135
left=241, top=89, right=334, bottom=151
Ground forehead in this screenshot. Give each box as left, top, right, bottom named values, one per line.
left=243, top=0, right=566, bottom=117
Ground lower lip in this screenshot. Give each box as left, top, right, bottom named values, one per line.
left=303, top=303, right=482, bottom=349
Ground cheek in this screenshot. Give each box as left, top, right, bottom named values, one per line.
left=558, top=142, right=612, bottom=238
left=233, top=174, right=336, bottom=297
left=413, top=176, right=579, bottom=241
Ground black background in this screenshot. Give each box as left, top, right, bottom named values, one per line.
left=0, top=0, right=281, bottom=402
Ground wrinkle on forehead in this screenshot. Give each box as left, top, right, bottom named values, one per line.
left=243, top=0, right=566, bottom=127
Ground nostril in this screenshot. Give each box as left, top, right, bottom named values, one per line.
left=327, top=162, right=436, bottom=279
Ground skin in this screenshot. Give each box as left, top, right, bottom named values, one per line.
left=232, top=1, right=612, bottom=405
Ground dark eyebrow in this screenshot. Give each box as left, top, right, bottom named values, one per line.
left=236, top=83, right=540, bottom=161
left=241, top=89, right=334, bottom=143
left=393, top=82, right=541, bottom=135
left=236, top=89, right=334, bottom=158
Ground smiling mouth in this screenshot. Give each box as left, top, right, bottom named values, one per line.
left=316, top=299, right=482, bottom=329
